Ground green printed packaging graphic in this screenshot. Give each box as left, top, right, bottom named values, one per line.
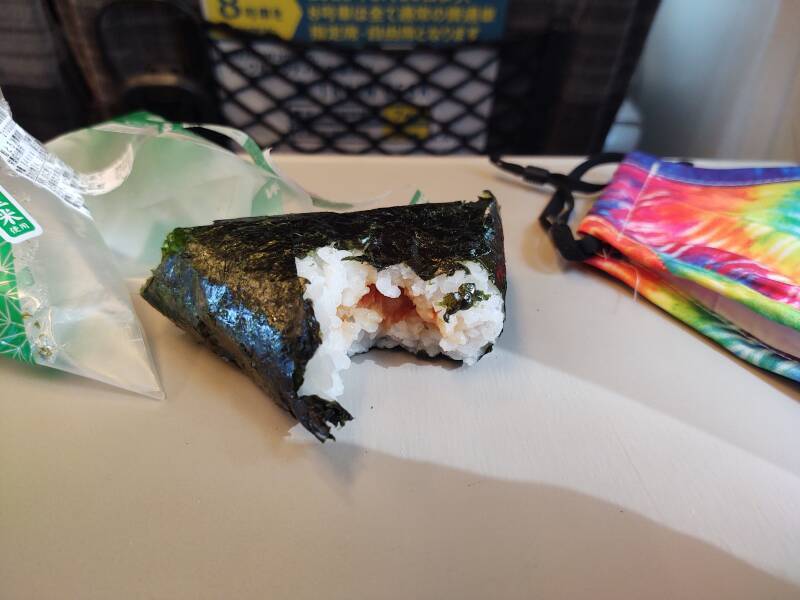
left=0, top=184, right=42, bottom=244
left=0, top=240, right=33, bottom=363
left=0, top=185, right=37, bottom=362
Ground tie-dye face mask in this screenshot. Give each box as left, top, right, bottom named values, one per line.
left=494, top=152, right=800, bottom=383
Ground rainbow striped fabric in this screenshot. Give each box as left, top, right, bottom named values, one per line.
left=578, top=152, right=800, bottom=381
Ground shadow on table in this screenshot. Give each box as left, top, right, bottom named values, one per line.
left=500, top=261, right=800, bottom=475
left=351, top=347, right=461, bottom=370
left=3, top=311, right=797, bottom=598
left=5, top=439, right=797, bottom=600
left=511, top=263, right=800, bottom=403
left=293, top=443, right=799, bottom=599
left=203, top=441, right=800, bottom=599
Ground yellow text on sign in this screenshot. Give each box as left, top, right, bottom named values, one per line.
left=381, top=104, right=429, bottom=140
left=202, top=0, right=302, bottom=38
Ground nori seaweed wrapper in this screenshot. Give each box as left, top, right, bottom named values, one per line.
left=141, top=194, right=506, bottom=441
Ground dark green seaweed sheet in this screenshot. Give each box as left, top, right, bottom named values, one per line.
left=141, top=194, right=506, bottom=442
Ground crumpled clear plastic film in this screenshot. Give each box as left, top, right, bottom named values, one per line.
left=45, top=112, right=429, bottom=278
left=0, top=93, right=162, bottom=398
left=45, top=112, right=317, bottom=278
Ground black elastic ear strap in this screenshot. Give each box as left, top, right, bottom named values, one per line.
left=490, top=153, right=625, bottom=262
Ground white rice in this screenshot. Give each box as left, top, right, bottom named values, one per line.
left=296, top=245, right=504, bottom=401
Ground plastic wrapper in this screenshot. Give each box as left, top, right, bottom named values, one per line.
left=0, top=95, right=161, bottom=398
left=46, top=112, right=427, bottom=278
left=45, top=112, right=317, bottom=278
left=3, top=101, right=424, bottom=399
